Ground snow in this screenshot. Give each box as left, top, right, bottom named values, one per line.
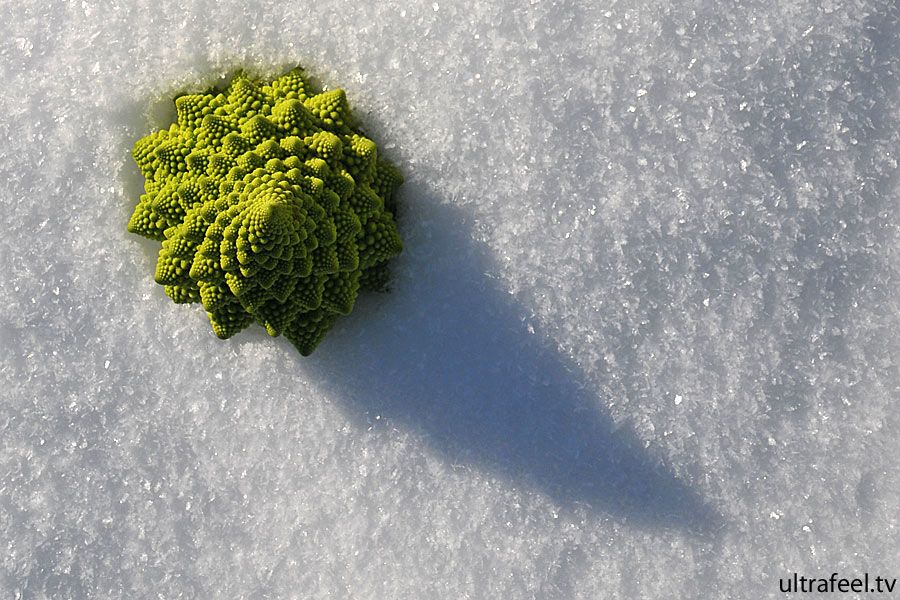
left=1, top=0, right=898, bottom=597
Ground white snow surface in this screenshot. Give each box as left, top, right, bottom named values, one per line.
left=1, top=0, right=899, bottom=597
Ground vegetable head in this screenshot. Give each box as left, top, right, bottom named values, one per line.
left=128, top=68, right=403, bottom=355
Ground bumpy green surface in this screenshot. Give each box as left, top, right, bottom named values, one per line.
left=128, top=68, right=403, bottom=355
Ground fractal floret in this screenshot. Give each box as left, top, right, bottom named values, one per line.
left=128, top=68, right=404, bottom=355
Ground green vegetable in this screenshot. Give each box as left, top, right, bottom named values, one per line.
left=128, top=67, right=403, bottom=355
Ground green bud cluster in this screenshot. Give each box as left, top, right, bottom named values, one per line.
left=128, top=68, right=404, bottom=355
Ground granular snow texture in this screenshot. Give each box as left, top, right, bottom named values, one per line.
left=0, top=0, right=898, bottom=598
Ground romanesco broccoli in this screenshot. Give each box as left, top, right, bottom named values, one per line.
left=128, top=67, right=404, bottom=355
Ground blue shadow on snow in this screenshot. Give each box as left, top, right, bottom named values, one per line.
left=307, top=182, right=719, bottom=534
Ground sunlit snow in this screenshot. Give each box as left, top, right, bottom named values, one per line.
left=1, top=0, right=897, bottom=597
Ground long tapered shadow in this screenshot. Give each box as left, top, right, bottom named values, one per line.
left=304, top=182, right=719, bottom=533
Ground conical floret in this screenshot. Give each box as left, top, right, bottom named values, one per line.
left=128, top=67, right=404, bottom=355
